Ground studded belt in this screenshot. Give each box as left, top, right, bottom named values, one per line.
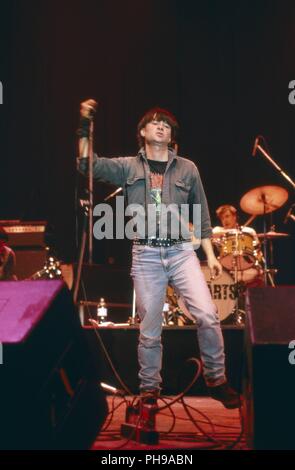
left=133, top=238, right=187, bottom=247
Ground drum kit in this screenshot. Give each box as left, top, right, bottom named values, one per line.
left=166, top=184, right=290, bottom=327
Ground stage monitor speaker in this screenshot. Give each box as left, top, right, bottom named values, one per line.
left=0, top=280, right=108, bottom=450
left=243, top=287, right=295, bottom=450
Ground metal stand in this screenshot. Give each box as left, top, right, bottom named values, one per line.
left=260, top=254, right=276, bottom=287
left=261, top=195, right=269, bottom=286
left=129, top=288, right=137, bottom=325
left=253, top=137, right=294, bottom=286
left=73, top=185, right=124, bottom=305
left=254, top=139, right=295, bottom=191
left=73, top=200, right=89, bottom=304
left=260, top=195, right=276, bottom=287
left=88, top=120, right=94, bottom=264
left=231, top=248, right=245, bottom=326
left=78, top=102, right=97, bottom=265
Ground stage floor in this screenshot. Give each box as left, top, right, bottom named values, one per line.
left=93, top=396, right=247, bottom=450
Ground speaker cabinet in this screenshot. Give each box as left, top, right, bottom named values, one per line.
left=243, top=287, right=295, bottom=449
left=0, top=280, right=108, bottom=449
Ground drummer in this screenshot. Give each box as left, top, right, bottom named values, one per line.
left=213, top=205, right=263, bottom=286
left=214, top=205, right=238, bottom=231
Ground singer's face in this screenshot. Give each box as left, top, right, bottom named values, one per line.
left=220, top=210, right=237, bottom=229
left=140, top=119, right=172, bottom=146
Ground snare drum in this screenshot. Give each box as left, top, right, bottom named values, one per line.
left=219, top=228, right=258, bottom=271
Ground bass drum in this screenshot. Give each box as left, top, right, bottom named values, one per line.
left=176, top=264, right=236, bottom=323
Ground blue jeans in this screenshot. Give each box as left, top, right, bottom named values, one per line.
left=131, top=242, right=226, bottom=392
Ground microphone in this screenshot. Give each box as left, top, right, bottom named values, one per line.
left=252, top=136, right=259, bottom=156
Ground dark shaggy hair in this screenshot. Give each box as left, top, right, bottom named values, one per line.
left=137, top=107, right=179, bottom=148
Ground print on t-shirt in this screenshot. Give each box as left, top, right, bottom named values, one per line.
left=150, top=172, right=164, bottom=214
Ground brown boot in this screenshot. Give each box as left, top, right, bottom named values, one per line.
left=208, top=381, right=240, bottom=409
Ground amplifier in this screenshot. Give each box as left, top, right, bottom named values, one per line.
left=0, top=220, right=47, bottom=279
left=0, top=220, right=47, bottom=247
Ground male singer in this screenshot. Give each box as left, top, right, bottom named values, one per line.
left=77, top=101, right=240, bottom=409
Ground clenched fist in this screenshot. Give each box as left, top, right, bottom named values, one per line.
left=80, top=99, right=98, bottom=119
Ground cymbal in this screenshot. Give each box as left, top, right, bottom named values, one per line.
left=240, top=185, right=288, bottom=215
left=257, top=231, right=290, bottom=239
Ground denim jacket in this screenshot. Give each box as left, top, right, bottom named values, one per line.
left=77, top=148, right=212, bottom=240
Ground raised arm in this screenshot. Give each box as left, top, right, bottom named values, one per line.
left=77, top=100, right=126, bottom=187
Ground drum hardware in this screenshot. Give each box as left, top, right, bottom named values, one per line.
left=240, top=185, right=289, bottom=286
left=230, top=251, right=247, bottom=325
left=257, top=230, right=285, bottom=287
left=165, top=286, right=196, bottom=326
left=284, top=203, right=295, bottom=224
left=247, top=135, right=295, bottom=283
left=243, top=214, right=257, bottom=227
left=165, top=307, right=196, bottom=326
left=251, top=135, right=295, bottom=191
left=30, top=248, right=62, bottom=280
left=257, top=231, right=290, bottom=239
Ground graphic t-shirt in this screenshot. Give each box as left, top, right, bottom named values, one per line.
left=147, top=159, right=168, bottom=238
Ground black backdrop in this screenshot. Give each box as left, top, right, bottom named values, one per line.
left=1, top=0, right=295, bottom=283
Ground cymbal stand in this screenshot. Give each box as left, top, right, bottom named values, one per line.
left=231, top=235, right=245, bottom=326
left=260, top=254, right=276, bottom=287
left=261, top=195, right=276, bottom=286
left=262, top=195, right=268, bottom=285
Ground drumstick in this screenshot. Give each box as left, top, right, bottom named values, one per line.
left=243, top=214, right=257, bottom=227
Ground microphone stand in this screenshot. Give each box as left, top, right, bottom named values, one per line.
left=254, top=139, right=294, bottom=286
left=73, top=186, right=122, bottom=305
left=74, top=103, right=96, bottom=304
left=88, top=119, right=94, bottom=264
left=255, top=142, right=295, bottom=191
left=73, top=200, right=89, bottom=304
